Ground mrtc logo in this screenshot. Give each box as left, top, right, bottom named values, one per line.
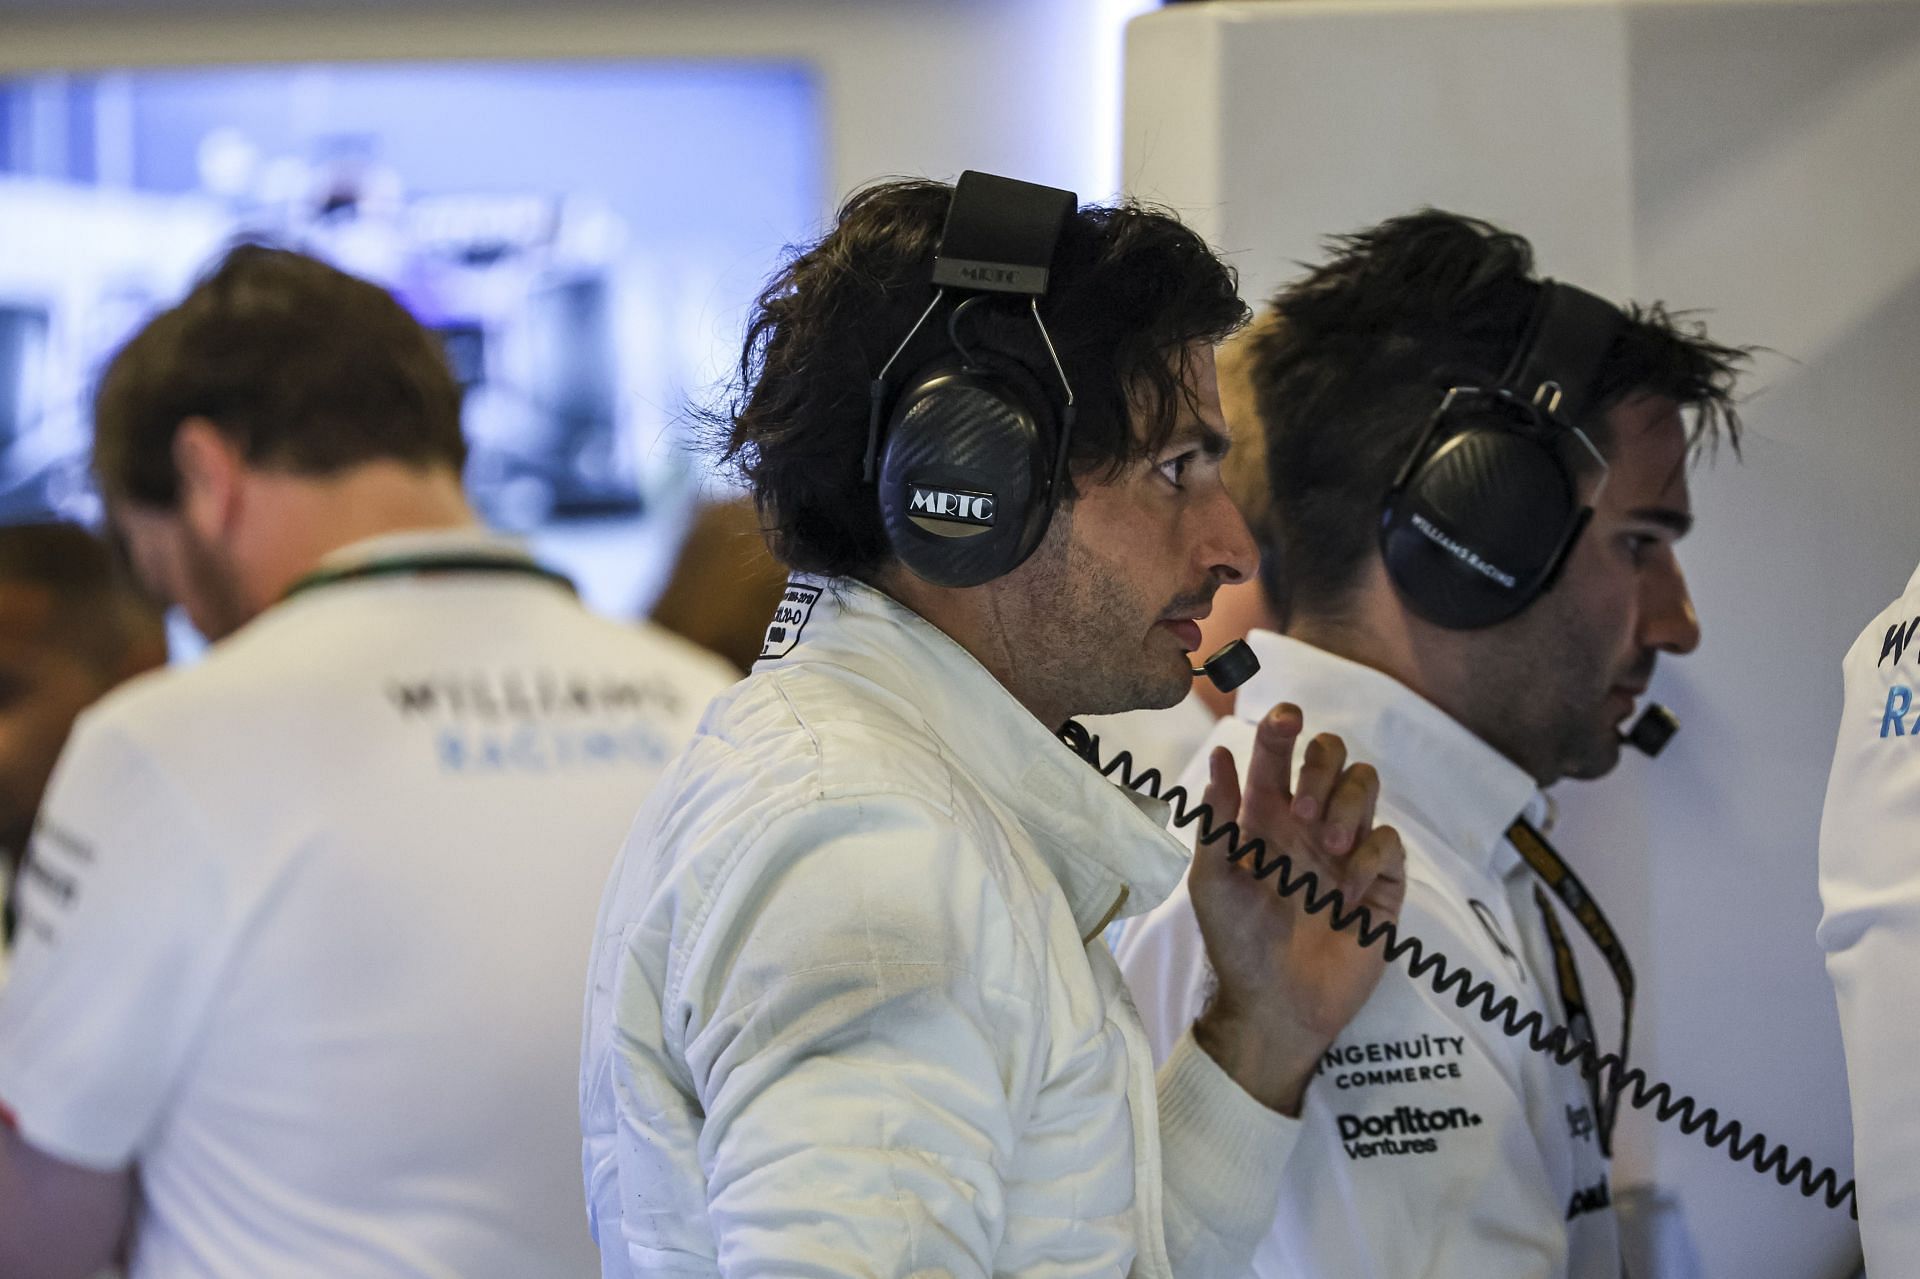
left=907, top=484, right=996, bottom=533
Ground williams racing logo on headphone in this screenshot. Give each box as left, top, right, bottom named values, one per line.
left=1410, top=512, right=1518, bottom=589
left=905, top=483, right=996, bottom=537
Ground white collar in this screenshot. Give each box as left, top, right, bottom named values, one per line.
left=761, top=576, right=1189, bottom=939
left=312, top=526, right=530, bottom=572
left=1231, top=630, right=1545, bottom=881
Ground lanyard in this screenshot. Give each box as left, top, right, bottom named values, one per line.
left=1508, top=817, right=1635, bottom=1158
left=282, top=554, right=577, bottom=603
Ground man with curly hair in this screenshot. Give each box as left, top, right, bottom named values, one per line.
left=580, top=174, right=1407, bottom=1277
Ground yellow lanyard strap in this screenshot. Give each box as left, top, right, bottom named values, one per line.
left=1509, top=818, right=1636, bottom=1159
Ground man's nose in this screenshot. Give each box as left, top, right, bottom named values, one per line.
left=1199, top=484, right=1257, bottom=585
left=1645, top=558, right=1702, bottom=655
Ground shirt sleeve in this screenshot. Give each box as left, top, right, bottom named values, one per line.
left=1155, top=1026, right=1301, bottom=1277
left=1111, top=719, right=1299, bottom=1275
left=1818, top=599, right=1920, bottom=1270
left=0, top=712, right=223, bottom=1170
left=656, top=795, right=1049, bottom=1278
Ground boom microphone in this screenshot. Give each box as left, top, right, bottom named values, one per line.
left=1192, top=640, right=1260, bottom=694
left=1621, top=703, right=1679, bottom=757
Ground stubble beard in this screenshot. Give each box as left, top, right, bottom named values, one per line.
left=1018, top=524, right=1194, bottom=723
left=1465, top=608, right=1631, bottom=788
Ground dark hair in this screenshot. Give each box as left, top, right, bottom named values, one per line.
left=92, top=243, right=465, bottom=508
left=709, top=178, right=1248, bottom=577
left=1249, top=209, right=1748, bottom=621
left=0, top=521, right=163, bottom=672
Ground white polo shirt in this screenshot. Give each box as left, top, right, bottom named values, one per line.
left=1819, top=558, right=1920, bottom=1271
left=1112, top=631, right=1621, bottom=1279
left=0, top=529, right=737, bottom=1279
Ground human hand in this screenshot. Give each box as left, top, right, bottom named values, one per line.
left=1187, top=703, right=1406, bottom=1115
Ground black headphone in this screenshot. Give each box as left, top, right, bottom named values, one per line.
left=863, top=171, right=1079, bottom=588
left=1379, top=280, right=1625, bottom=630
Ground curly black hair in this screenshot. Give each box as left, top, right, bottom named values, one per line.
left=707, top=178, right=1248, bottom=578
left=1247, top=208, right=1749, bottom=622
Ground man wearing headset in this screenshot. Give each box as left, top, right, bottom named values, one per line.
left=0, top=246, right=737, bottom=1278
left=579, top=173, right=1407, bottom=1277
left=1113, top=211, right=1745, bottom=1278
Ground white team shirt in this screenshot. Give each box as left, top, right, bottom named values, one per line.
left=1819, top=558, right=1920, bottom=1272
left=0, top=528, right=737, bottom=1279
left=1112, top=631, right=1621, bottom=1279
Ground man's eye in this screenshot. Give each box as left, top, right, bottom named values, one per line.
left=1623, top=534, right=1658, bottom=565
left=1156, top=452, right=1195, bottom=488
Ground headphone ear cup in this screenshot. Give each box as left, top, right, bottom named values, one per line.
left=878, top=361, right=1057, bottom=587
left=1381, top=426, right=1580, bottom=629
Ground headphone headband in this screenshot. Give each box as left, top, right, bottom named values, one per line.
left=863, top=172, right=1078, bottom=485
left=930, top=171, right=1076, bottom=297
left=869, top=171, right=1082, bottom=588
left=1500, top=280, right=1622, bottom=425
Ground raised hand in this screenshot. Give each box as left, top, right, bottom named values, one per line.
left=1187, top=703, right=1407, bottom=1115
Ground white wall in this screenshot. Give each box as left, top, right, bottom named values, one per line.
left=1127, top=2, right=1912, bottom=1275
left=0, top=0, right=1153, bottom=211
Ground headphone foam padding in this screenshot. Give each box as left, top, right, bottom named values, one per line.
left=878, top=363, right=1055, bottom=588
left=1381, top=427, right=1578, bottom=629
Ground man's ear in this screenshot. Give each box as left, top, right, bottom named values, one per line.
left=171, top=418, right=245, bottom=542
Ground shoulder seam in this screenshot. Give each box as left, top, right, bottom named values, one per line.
left=767, top=672, right=824, bottom=793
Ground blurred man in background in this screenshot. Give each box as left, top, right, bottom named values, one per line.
left=0, top=244, right=736, bottom=1279
left=1114, top=210, right=1745, bottom=1279
left=0, top=522, right=165, bottom=972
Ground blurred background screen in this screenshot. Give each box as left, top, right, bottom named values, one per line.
left=0, top=61, right=823, bottom=622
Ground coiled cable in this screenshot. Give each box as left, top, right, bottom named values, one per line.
left=1059, top=720, right=1858, bottom=1219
